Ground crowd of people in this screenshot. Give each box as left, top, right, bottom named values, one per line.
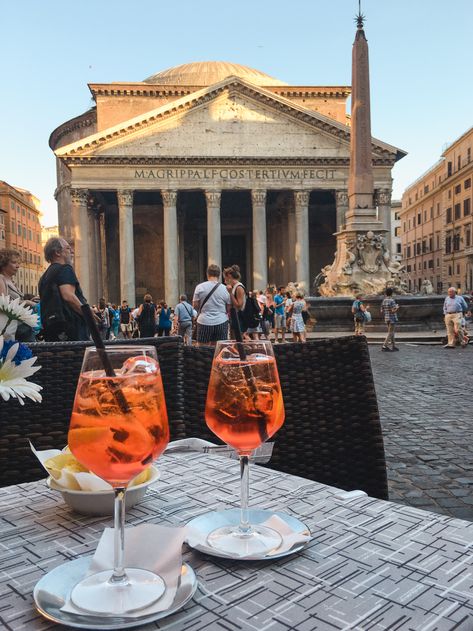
left=1, top=236, right=471, bottom=349
left=88, top=264, right=311, bottom=346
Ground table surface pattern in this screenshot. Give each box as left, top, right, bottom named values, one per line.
left=1, top=453, right=473, bottom=631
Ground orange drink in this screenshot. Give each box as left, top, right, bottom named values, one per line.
left=205, top=354, right=284, bottom=453
left=69, top=365, right=169, bottom=487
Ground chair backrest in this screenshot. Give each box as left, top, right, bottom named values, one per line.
left=1, top=335, right=388, bottom=500
left=0, top=337, right=184, bottom=486
left=182, top=337, right=388, bottom=500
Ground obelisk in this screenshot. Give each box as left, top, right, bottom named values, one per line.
left=319, top=10, right=400, bottom=296
left=347, top=12, right=376, bottom=222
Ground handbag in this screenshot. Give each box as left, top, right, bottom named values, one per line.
left=194, top=283, right=220, bottom=336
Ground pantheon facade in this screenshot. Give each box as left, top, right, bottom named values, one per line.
left=50, top=61, right=404, bottom=306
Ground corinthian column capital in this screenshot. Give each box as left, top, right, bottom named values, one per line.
left=205, top=190, right=221, bottom=207
left=70, top=188, right=89, bottom=205
left=375, top=188, right=392, bottom=206
left=251, top=189, right=267, bottom=206
left=336, top=189, right=349, bottom=207
left=161, top=190, right=178, bottom=207
left=294, top=190, right=310, bottom=207
left=117, top=190, right=134, bottom=207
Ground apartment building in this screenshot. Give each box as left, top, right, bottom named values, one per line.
left=0, top=181, right=43, bottom=295
left=391, top=200, right=402, bottom=263
left=401, top=126, right=473, bottom=293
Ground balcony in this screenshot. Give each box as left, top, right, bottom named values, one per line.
left=464, top=246, right=473, bottom=256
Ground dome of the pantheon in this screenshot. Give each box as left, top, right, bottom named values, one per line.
left=143, top=61, right=288, bottom=87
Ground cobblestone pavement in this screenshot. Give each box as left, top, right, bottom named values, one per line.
left=370, top=344, right=473, bottom=520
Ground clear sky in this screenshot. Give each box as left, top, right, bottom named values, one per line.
left=1, top=0, right=472, bottom=225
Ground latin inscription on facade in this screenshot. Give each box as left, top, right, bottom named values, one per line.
left=134, top=168, right=336, bottom=181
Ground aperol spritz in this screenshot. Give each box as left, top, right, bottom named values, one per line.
left=67, top=346, right=169, bottom=615
left=205, top=340, right=285, bottom=556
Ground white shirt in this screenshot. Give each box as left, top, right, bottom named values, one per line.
left=193, top=280, right=231, bottom=326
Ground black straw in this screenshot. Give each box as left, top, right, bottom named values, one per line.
left=81, top=304, right=130, bottom=414
left=229, top=307, right=268, bottom=443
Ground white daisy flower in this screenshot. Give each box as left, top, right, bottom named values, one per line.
left=0, top=337, right=42, bottom=405
left=0, top=295, right=38, bottom=339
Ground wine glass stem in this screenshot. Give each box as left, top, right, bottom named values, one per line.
left=110, top=487, right=128, bottom=585
left=239, top=455, right=250, bottom=535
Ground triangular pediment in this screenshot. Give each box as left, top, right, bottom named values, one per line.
left=56, top=76, right=402, bottom=162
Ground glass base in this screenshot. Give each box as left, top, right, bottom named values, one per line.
left=70, top=568, right=166, bottom=615
left=207, top=524, right=282, bottom=556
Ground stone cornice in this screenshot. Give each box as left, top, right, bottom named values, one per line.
left=57, top=76, right=402, bottom=162
left=62, top=156, right=397, bottom=167
left=88, top=82, right=351, bottom=99
left=49, top=108, right=97, bottom=150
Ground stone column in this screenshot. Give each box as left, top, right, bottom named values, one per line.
left=335, top=189, right=349, bottom=232
left=87, top=206, right=98, bottom=305
left=205, top=190, right=222, bottom=270
left=117, top=190, right=136, bottom=304
left=98, top=210, right=108, bottom=300
left=286, top=204, right=297, bottom=282
left=375, top=188, right=392, bottom=251
left=70, top=188, right=91, bottom=301
left=294, top=190, right=310, bottom=292
left=94, top=209, right=104, bottom=300
left=251, top=189, right=268, bottom=290
left=161, top=190, right=179, bottom=307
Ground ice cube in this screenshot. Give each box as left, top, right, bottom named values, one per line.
left=253, top=388, right=274, bottom=414
left=247, top=353, right=270, bottom=363
left=122, top=355, right=159, bottom=374
left=217, top=360, right=247, bottom=387
left=219, top=346, right=241, bottom=361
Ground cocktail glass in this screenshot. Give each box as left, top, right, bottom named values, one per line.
left=205, top=339, right=285, bottom=556
left=67, top=346, right=169, bottom=615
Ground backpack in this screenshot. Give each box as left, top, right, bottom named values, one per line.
left=239, top=294, right=262, bottom=330
left=138, top=303, right=155, bottom=326
left=98, top=308, right=109, bottom=330
left=38, top=264, right=73, bottom=340
left=353, top=300, right=365, bottom=322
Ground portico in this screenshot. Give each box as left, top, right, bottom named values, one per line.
left=51, top=62, right=403, bottom=305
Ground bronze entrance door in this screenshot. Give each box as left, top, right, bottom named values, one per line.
left=222, top=235, right=247, bottom=287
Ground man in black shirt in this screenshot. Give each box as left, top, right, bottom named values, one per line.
left=38, top=237, right=89, bottom=341
left=119, top=300, right=133, bottom=339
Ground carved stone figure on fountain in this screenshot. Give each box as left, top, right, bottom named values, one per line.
left=421, top=279, right=434, bottom=295
left=356, top=231, right=384, bottom=274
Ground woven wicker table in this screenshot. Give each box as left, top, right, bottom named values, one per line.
left=1, top=452, right=473, bottom=630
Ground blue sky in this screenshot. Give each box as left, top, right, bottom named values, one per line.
left=1, top=0, right=472, bottom=225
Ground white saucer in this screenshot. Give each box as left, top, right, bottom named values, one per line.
left=186, top=508, right=311, bottom=561
left=34, top=557, right=197, bottom=629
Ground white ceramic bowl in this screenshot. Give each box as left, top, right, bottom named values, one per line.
left=46, top=466, right=160, bottom=515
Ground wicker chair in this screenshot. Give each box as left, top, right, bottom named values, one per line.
left=0, top=337, right=185, bottom=486
left=182, top=337, right=388, bottom=500
left=2, top=335, right=388, bottom=500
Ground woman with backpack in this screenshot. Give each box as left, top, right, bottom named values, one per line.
left=137, top=294, right=157, bottom=338
left=223, top=265, right=254, bottom=338
left=351, top=293, right=368, bottom=336
left=157, top=300, right=172, bottom=336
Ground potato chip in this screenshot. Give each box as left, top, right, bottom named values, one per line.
left=130, top=468, right=152, bottom=487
